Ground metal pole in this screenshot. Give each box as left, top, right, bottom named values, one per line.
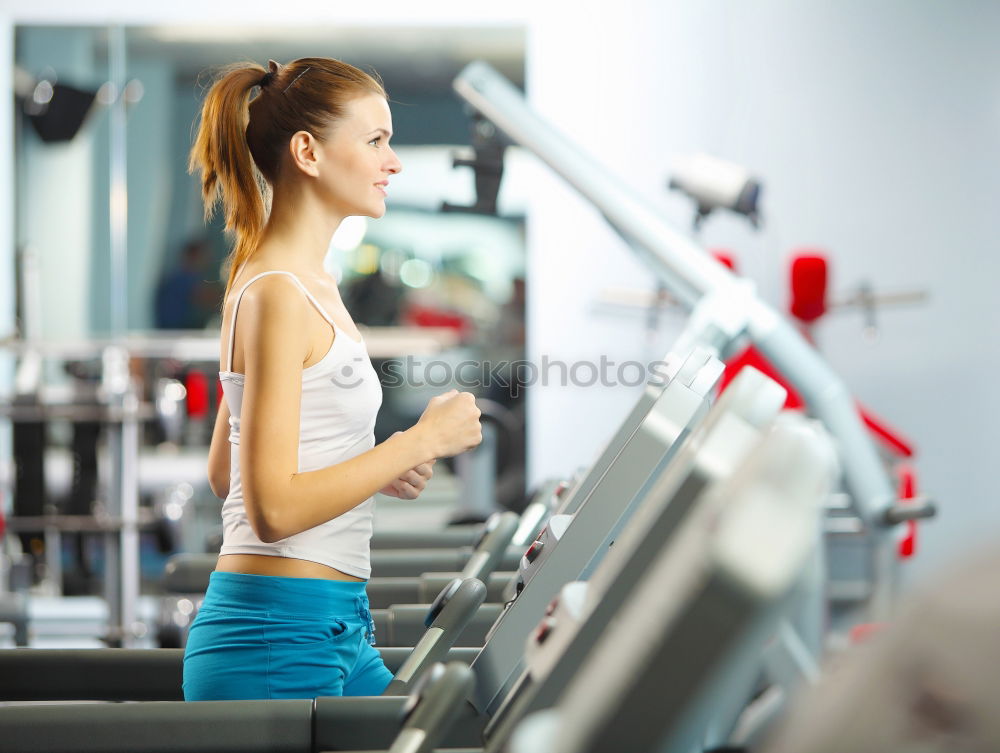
left=109, top=27, right=128, bottom=339
left=105, top=25, right=139, bottom=647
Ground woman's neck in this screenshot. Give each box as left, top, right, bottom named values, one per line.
left=255, top=184, right=345, bottom=277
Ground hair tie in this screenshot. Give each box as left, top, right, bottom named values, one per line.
left=258, top=59, right=280, bottom=89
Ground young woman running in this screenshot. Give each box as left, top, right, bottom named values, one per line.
left=182, top=57, right=482, bottom=701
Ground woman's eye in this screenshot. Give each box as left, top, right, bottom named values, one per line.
left=369, top=137, right=381, bottom=147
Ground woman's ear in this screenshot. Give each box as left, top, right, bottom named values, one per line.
left=288, top=130, right=321, bottom=178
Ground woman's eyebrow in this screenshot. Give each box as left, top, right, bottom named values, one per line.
left=368, top=127, right=393, bottom=138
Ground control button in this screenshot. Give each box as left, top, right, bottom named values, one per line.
left=535, top=616, right=556, bottom=645
left=525, top=540, right=544, bottom=563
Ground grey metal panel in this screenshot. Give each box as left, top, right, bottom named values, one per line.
left=368, top=573, right=514, bottom=610
left=380, top=646, right=479, bottom=673
left=0, top=648, right=184, bottom=701
left=313, top=696, right=485, bottom=751
left=0, top=646, right=481, bottom=702
left=576, top=572, right=768, bottom=753
left=370, top=547, right=522, bottom=578
left=366, top=578, right=430, bottom=610
left=471, top=368, right=717, bottom=714
left=371, top=527, right=480, bottom=550
left=0, top=700, right=312, bottom=753
left=162, top=552, right=215, bottom=593
left=554, top=378, right=667, bottom=516
left=546, top=417, right=834, bottom=753
left=484, top=375, right=772, bottom=749
left=375, top=604, right=502, bottom=647
left=371, top=550, right=468, bottom=577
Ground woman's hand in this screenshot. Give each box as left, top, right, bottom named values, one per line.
left=379, top=432, right=436, bottom=499
left=413, top=389, right=483, bottom=459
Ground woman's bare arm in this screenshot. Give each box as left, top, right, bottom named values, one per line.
left=207, top=399, right=232, bottom=499
left=236, top=275, right=441, bottom=543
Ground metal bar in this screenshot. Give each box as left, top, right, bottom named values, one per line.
left=0, top=404, right=157, bottom=421
left=108, top=26, right=127, bottom=339
left=120, top=387, right=140, bottom=646
left=43, top=523, right=62, bottom=596
left=105, top=25, right=140, bottom=648
left=4, top=513, right=157, bottom=533
left=0, top=326, right=458, bottom=360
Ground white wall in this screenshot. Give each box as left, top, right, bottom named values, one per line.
left=524, top=0, right=1000, bottom=585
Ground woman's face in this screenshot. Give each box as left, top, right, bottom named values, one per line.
left=318, top=93, right=402, bottom=219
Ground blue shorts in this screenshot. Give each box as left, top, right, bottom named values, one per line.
left=182, top=571, right=393, bottom=701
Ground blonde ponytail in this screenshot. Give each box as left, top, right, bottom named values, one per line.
left=188, top=64, right=268, bottom=302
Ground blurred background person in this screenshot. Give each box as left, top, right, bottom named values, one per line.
left=153, top=238, right=223, bottom=330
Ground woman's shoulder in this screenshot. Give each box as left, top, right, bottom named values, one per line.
left=222, top=270, right=313, bottom=341
left=221, top=271, right=314, bottom=372
left=228, top=267, right=309, bottom=308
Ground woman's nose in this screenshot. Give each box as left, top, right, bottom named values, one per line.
left=386, top=148, right=402, bottom=175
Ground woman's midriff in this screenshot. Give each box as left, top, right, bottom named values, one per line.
left=215, top=553, right=365, bottom=582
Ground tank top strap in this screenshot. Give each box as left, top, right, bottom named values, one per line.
left=224, top=270, right=338, bottom=373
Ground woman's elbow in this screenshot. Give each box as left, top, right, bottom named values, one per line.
left=253, top=518, right=284, bottom=544
left=244, top=491, right=287, bottom=543
left=207, top=451, right=231, bottom=499
left=209, top=476, right=230, bottom=500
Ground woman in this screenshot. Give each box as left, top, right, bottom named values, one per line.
left=182, top=58, right=483, bottom=701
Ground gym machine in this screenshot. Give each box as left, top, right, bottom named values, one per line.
left=481, top=365, right=791, bottom=749
left=450, top=61, right=932, bottom=625
left=503, top=412, right=836, bottom=753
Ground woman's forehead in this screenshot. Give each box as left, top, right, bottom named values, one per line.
left=342, top=93, right=392, bottom=132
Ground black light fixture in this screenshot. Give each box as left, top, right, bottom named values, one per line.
left=442, top=110, right=507, bottom=215
left=15, top=66, right=98, bottom=144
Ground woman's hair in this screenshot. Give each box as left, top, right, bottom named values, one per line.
left=188, top=57, right=386, bottom=301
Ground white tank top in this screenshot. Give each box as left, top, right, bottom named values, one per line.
left=217, top=270, right=383, bottom=579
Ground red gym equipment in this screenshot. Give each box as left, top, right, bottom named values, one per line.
left=715, top=249, right=921, bottom=560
